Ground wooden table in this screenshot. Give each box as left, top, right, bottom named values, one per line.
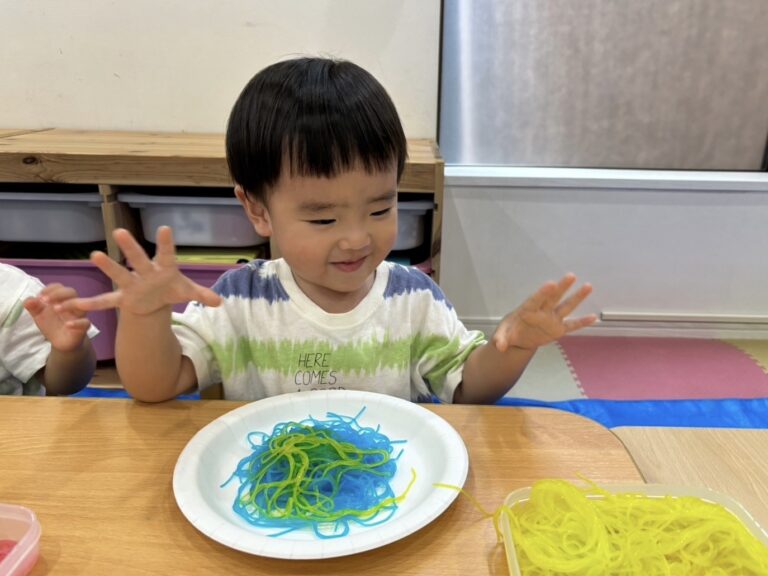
left=0, top=397, right=642, bottom=575
left=614, top=427, right=768, bottom=531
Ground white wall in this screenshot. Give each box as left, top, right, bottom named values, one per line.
left=0, top=0, right=440, bottom=137
left=442, top=167, right=768, bottom=338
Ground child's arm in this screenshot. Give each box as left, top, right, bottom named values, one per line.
left=69, top=226, right=222, bottom=403
left=23, top=283, right=97, bottom=395
left=453, top=274, right=597, bottom=404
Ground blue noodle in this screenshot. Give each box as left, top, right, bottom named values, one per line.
left=222, top=407, right=416, bottom=538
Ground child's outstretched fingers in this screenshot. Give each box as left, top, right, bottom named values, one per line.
left=41, top=284, right=83, bottom=308
left=79, top=226, right=221, bottom=314
left=492, top=274, right=598, bottom=353
left=154, top=225, right=222, bottom=307
left=187, top=283, right=223, bottom=308
left=555, top=281, right=593, bottom=320
left=153, top=226, right=221, bottom=306
left=23, top=290, right=92, bottom=352
left=67, top=289, right=124, bottom=312
left=112, top=227, right=155, bottom=276
left=553, top=277, right=599, bottom=333
left=562, top=313, right=599, bottom=333
left=24, top=284, right=76, bottom=316
left=42, top=284, right=90, bottom=320
left=154, top=225, right=177, bottom=267
left=56, top=250, right=129, bottom=312
left=90, top=249, right=134, bottom=286
left=22, top=295, right=45, bottom=317
left=63, top=317, right=92, bottom=331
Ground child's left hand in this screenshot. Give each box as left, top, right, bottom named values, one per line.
left=24, top=283, right=92, bottom=352
left=492, top=273, right=598, bottom=353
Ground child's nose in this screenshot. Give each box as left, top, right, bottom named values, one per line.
left=338, top=225, right=371, bottom=251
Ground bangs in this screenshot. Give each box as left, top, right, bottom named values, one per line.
left=283, top=96, right=403, bottom=179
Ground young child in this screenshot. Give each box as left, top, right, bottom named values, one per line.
left=0, top=263, right=97, bottom=395
left=69, top=57, right=597, bottom=404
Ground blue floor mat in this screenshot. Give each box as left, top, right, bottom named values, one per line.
left=496, top=397, right=768, bottom=429
left=73, top=387, right=768, bottom=429
left=73, top=387, right=200, bottom=400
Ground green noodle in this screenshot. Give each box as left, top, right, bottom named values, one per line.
left=222, top=408, right=416, bottom=538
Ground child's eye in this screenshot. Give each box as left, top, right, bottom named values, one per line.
left=371, top=207, right=392, bottom=217
left=307, top=219, right=335, bottom=226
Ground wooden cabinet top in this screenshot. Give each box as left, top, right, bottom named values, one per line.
left=0, top=128, right=442, bottom=192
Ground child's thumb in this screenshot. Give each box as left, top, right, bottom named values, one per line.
left=22, top=296, right=44, bottom=317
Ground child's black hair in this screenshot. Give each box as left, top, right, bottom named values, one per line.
left=226, top=57, right=407, bottom=203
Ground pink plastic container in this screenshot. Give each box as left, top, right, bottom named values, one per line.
left=1, top=259, right=117, bottom=361
left=0, top=504, right=41, bottom=576
left=174, top=263, right=241, bottom=313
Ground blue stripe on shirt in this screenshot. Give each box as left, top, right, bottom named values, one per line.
left=384, top=264, right=450, bottom=308
left=213, top=260, right=290, bottom=303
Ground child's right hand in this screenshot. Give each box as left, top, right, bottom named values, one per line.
left=69, top=226, right=222, bottom=316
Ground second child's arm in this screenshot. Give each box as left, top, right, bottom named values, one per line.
left=24, top=283, right=97, bottom=395
left=41, top=337, right=97, bottom=396
left=71, top=227, right=221, bottom=402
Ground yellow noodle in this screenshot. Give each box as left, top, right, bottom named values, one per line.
left=502, top=480, right=768, bottom=575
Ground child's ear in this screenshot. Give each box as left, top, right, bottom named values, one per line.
left=235, top=186, right=273, bottom=237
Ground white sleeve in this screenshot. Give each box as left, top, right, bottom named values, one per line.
left=402, top=276, right=486, bottom=404
left=0, top=274, right=51, bottom=383
left=171, top=302, right=221, bottom=391
left=414, top=302, right=486, bottom=404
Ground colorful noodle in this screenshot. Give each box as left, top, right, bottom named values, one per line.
left=437, top=479, right=768, bottom=574
left=223, top=407, right=415, bottom=538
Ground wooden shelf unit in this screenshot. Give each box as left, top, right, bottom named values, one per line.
left=0, top=128, right=445, bottom=280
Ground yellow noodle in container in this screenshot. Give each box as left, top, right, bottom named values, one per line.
left=500, top=480, right=768, bottom=575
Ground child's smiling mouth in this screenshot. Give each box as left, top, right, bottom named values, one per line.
left=331, top=256, right=368, bottom=273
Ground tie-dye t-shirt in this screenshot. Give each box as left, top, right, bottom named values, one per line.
left=172, top=258, right=486, bottom=403
left=0, top=263, right=98, bottom=395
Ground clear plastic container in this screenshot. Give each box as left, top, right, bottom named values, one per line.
left=122, top=193, right=430, bottom=250
left=120, top=193, right=267, bottom=247
left=0, top=192, right=105, bottom=243
left=395, top=201, right=433, bottom=250
left=0, top=503, right=41, bottom=576
left=501, top=483, right=768, bottom=576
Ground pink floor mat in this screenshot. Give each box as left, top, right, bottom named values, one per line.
left=557, top=336, right=768, bottom=400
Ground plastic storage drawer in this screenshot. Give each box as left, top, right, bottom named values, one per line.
left=0, top=192, right=105, bottom=243
left=120, top=193, right=267, bottom=247
left=395, top=201, right=433, bottom=250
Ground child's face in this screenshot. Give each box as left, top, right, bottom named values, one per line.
left=238, top=164, right=398, bottom=312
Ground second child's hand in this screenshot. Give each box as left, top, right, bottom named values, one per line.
left=24, top=283, right=92, bottom=351
left=68, top=226, right=222, bottom=315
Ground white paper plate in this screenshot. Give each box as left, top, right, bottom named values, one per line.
left=173, top=390, right=468, bottom=559
left=501, top=483, right=768, bottom=576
